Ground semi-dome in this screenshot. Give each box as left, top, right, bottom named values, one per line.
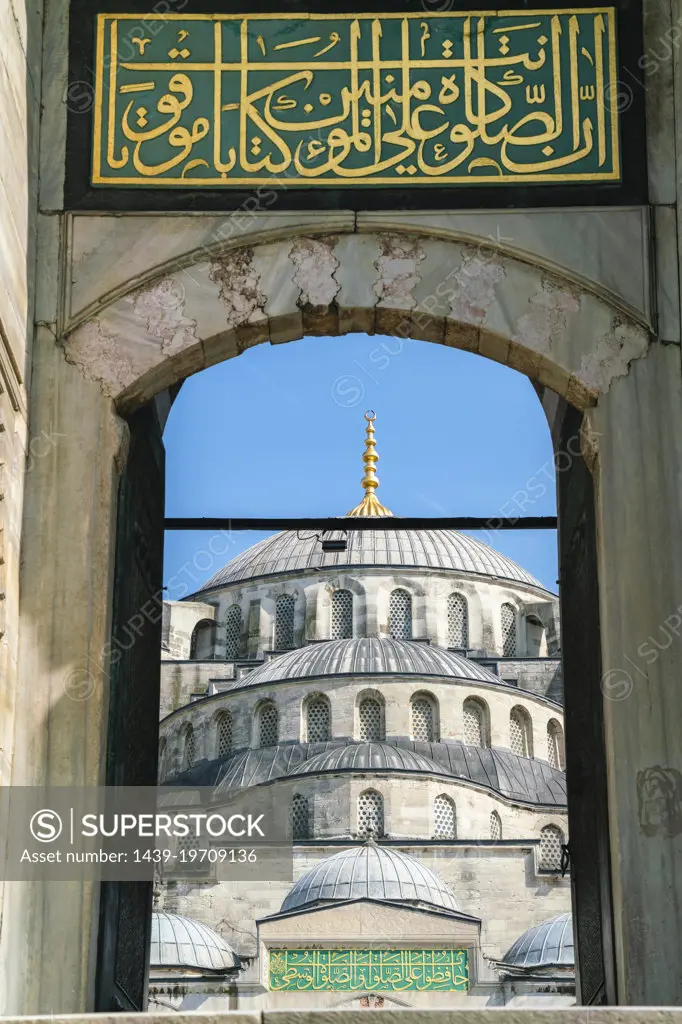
left=223, top=638, right=502, bottom=690
left=287, top=741, right=452, bottom=778
left=280, top=843, right=459, bottom=914
left=502, top=913, right=574, bottom=971
left=149, top=912, right=240, bottom=973
left=180, top=739, right=566, bottom=807
left=196, top=528, right=543, bottom=593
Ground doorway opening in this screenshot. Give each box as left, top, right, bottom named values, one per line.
left=97, top=331, right=612, bottom=1011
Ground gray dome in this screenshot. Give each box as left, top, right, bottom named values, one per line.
left=280, top=844, right=459, bottom=914
left=196, top=528, right=544, bottom=591
left=288, top=741, right=452, bottom=778
left=502, top=913, right=574, bottom=970
left=224, top=638, right=502, bottom=690
left=187, top=739, right=566, bottom=807
left=150, top=912, right=239, bottom=973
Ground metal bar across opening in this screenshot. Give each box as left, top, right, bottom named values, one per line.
left=164, top=516, right=557, bottom=531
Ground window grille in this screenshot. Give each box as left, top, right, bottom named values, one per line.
left=490, top=811, right=502, bottom=841
left=292, top=794, right=309, bottom=840
left=183, top=727, right=195, bottom=770
left=539, top=825, right=564, bottom=871
left=216, top=712, right=232, bottom=757
left=259, top=703, right=279, bottom=747
left=224, top=604, right=242, bottom=660
left=501, top=603, right=517, bottom=656
left=433, top=794, right=456, bottom=839
left=275, top=594, right=295, bottom=649
left=389, top=589, right=412, bottom=639
left=358, top=790, right=384, bottom=837
left=448, top=593, right=468, bottom=649
left=176, top=832, right=202, bottom=872
left=463, top=699, right=484, bottom=746
left=358, top=698, right=383, bottom=740
left=411, top=697, right=434, bottom=742
left=547, top=720, right=564, bottom=769
left=307, top=697, right=331, bottom=742
left=331, top=589, right=353, bottom=639
left=510, top=707, right=531, bottom=757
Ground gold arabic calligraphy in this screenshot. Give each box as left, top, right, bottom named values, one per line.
left=268, top=948, right=469, bottom=991
left=92, top=11, right=620, bottom=186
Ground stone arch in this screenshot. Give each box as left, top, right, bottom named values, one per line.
left=62, top=231, right=649, bottom=416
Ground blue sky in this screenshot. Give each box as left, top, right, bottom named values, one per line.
left=163, top=334, right=558, bottom=596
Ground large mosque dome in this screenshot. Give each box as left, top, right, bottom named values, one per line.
left=197, top=527, right=543, bottom=593
left=279, top=843, right=460, bottom=915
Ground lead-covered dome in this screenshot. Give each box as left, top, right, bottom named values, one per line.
left=502, top=913, right=574, bottom=971
left=280, top=843, right=459, bottom=914
left=225, top=638, right=502, bottom=690
left=196, top=528, right=543, bottom=593
left=150, top=912, right=240, bottom=973
left=287, top=741, right=451, bottom=778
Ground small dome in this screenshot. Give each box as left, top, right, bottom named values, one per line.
left=502, top=913, right=574, bottom=970
left=225, top=638, right=502, bottom=690
left=288, top=741, right=451, bottom=778
left=280, top=843, right=459, bottom=914
left=195, top=528, right=544, bottom=592
left=150, top=912, right=239, bottom=973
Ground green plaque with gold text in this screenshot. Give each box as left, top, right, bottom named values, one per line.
left=268, top=948, right=470, bottom=991
left=92, top=10, right=620, bottom=188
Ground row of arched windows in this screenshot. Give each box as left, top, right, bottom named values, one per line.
left=175, top=699, right=564, bottom=770
left=207, top=593, right=525, bottom=655
left=290, top=790, right=564, bottom=867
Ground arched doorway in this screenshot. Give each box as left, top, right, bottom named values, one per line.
left=18, top=224, right=682, bottom=1011
left=65, top=230, right=639, bottom=1009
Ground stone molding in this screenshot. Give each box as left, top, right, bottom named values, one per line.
left=60, top=232, right=651, bottom=413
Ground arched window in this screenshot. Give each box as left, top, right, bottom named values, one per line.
left=462, top=697, right=488, bottom=747
left=177, top=832, right=202, bottom=873
left=358, top=697, right=384, bottom=740
left=510, top=706, right=533, bottom=757
left=539, top=824, right=564, bottom=871
left=275, top=594, right=295, bottom=649
left=292, top=794, right=310, bottom=840
left=183, top=726, right=195, bottom=770
left=490, top=810, right=502, bottom=841
left=224, top=604, right=242, bottom=660
left=358, top=790, right=384, bottom=837
left=447, top=593, right=468, bottom=649
left=547, top=719, right=565, bottom=769
left=190, top=619, right=215, bottom=660
left=331, top=589, right=353, bottom=639
left=158, top=736, right=167, bottom=780
left=258, top=702, right=279, bottom=747
left=306, top=696, right=331, bottom=742
left=216, top=711, right=232, bottom=758
left=411, top=694, right=437, bottom=742
left=389, top=588, right=412, bottom=639
left=501, top=603, right=517, bottom=656
left=433, top=794, right=456, bottom=838
left=526, top=614, right=547, bottom=656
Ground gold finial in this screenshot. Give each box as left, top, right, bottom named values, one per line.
left=346, top=411, right=393, bottom=518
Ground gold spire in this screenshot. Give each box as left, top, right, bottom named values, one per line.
left=346, top=411, right=393, bottom=518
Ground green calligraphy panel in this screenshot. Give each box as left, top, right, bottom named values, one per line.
left=268, top=948, right=469, bottom=991
left=92, top=10, right=620, bottom=188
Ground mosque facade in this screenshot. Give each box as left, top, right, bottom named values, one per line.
left=153, top=414, right=573, bottom=1010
